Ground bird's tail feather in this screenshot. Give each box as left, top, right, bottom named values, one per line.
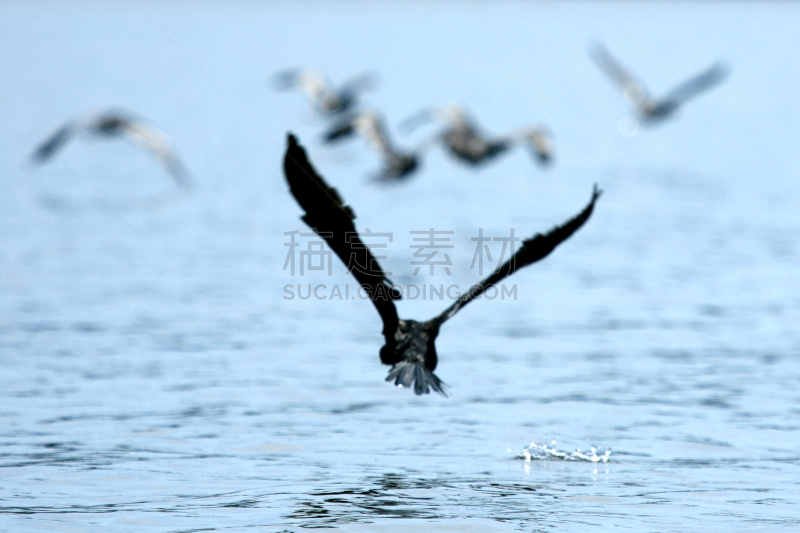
left=386, top=361, right=447, bottom=396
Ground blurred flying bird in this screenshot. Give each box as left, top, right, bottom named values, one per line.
left=283, top=134, right=600, bottom=395
left=32, top=110, right=191, bottom=188
left=590, top=43, right=730, bottom=124
left=323, top=111, right=427, bottom=180
left=401, top=105, right=553, bottom=167
left=273, top=68, right=377, bottom=116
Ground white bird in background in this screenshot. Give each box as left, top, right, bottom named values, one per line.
left=273, top=68, right=378, bottom=116
left=32, top=109, right=192, bottom=188
left=323, top=110, right=431, bottom=181
left=590, top=43, right=730, bottom=125
left=401, top=104, right=554, bottom=167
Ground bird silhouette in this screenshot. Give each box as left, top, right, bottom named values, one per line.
left=402, top=105, right=553, bottom=167
left=283, top=134, right=600, bottom=395
left=590, top=43, right=730, bottom=124
left=32, top=109, right=191, bottom=188
left=273, top=69, right=377, bottom=116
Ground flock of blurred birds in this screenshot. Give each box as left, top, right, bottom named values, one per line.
left=31, top=43, right=730, bottom=188
left=27, top=43, right=731, bottom=395
left=273, top=44, right=728, bottom=395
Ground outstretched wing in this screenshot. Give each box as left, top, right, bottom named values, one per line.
left=283, top=134, right=400, bottom=338
left=438, top=105, right=478, bottom=134
left=523, top=128, right=554, bottom=166
left=433, top=184, right=602, bottom=326
left=32, top=121, right=80, bottom=162
left=273, top=69, right=330, bottom=106
left=660, top=61, right=730, bottom=108
left=321, top=112, right=389, bottom=150
left=339, top=71, right=378, bottom=100
left=122, top=121, right=192, bottom=188
left=590, top=43, right=650, bottom=110
left=352, top=112, right=396, bottom=158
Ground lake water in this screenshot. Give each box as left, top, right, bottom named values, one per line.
left=1, top=1, right=799, bottom=531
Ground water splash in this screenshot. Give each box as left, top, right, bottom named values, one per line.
left=518, top=441, right=611, bottom=463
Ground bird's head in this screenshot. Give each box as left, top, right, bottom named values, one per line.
left=93, top=115, right=128, bottom=134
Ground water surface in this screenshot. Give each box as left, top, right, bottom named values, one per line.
left=1, top=1, right=799, bottom=531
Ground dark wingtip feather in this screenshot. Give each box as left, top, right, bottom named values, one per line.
left=31, top=123, right=75, bottom=163
left=592, top=183, right=603, bottom=201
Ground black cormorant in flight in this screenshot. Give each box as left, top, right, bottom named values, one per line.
left=590, top=43, right=730, bottom=124
left=32, top=109, right=191, bottom=188
left=283, top=134, right=600, bottom=395
left=273, top=69, right=377, bottom=116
